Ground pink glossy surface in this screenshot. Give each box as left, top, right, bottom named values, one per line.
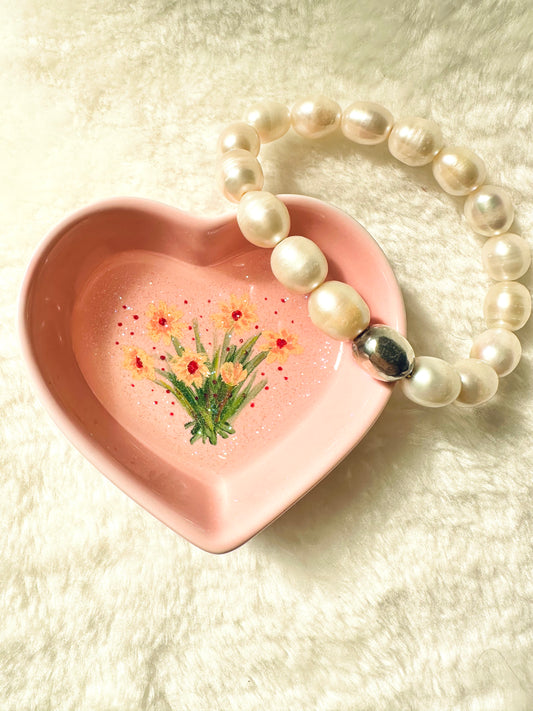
left=19, top=195, right=405, bottom=553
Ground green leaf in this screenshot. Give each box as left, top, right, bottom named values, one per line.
left=171, top=336, right=184, bottom=357
left=244, top=349, right=269, bottom=373
left=234, top=333, right=262, bottom=364
left=192, top=319, right=207, bottom=354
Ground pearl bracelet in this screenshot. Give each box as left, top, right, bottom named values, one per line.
left=215, top=97, right=531, bottom=408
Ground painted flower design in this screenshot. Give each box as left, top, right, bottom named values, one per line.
left=146, top=301, right=184, bottom=343
left=172, top=349, right=210, bottom=387
left=263, top=328, right=303, bottom=364
left=220, top=361, right=247, bottom=387
left=122, top=346, right=155, bottom=379
left=211, top=294, right=257, bottom=335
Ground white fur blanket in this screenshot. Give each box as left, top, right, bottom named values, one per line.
left=2, top=1, right=532, bottom=709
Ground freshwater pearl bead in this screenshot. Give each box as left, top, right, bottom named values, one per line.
left=217, top=121, right=260, bottom=156
left=237, top=191, right=290, bottom=248
left=244, top=100, right=291, bottom=143
left=291, top=96, right=341, bottom=139
left=270, top=236, right=328, bottom=294
left=352, top=325, right=415, bottom=381
left=454, top=358, right=499, bottom=406
left=401, top=356, right=461, bottom=407
left=481, top=233, right=531, bottom=281
left=341, top=102, right=394, bottom=145
left=432, top=146, right=486, bottom=196
left=308, top=281, right=370, bottom=340
left=216, top=148, right=264, bottom=203
left=470, top=328, right=521, bottom=376
left=388, top=117, right=443, bottom=167
left=483, top=281, right=531, bottom=330
left=464, top=185, right=514, bottom=236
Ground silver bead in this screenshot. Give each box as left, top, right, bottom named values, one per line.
left=352, top=325, right=415, bottom=382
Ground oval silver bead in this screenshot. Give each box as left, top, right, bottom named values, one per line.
left=352, top=325, right=415, bottom=382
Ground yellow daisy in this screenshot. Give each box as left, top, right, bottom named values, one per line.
left=263, top=329, right=303, bottom=364
left=122, top=346, right=155, bottom=379
left=211, top=294, right=257, bottom=335
left=146, top=301, right=184, bottom=343
left=220, top=361, right=247, bottom=387
left=173, top=349, right=210, bottom=388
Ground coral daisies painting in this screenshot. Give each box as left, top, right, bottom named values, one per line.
left=121, top=295, right=303, bottom=445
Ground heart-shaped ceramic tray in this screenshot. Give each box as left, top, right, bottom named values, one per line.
left=19, top=195, right=404, bottom=552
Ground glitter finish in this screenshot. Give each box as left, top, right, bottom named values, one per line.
left=18, top=195, right=405, bottom=552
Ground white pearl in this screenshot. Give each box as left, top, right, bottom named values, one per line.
left=388, top=117, right=443, bottom=167
left=244, top=100, right=290, bottom=143
left=484, top=281, right=531, bottom=330
left=341, top=101, right=394, bottom=145
left=291, top=96, right=341, bottom=139
left=308, top=281, right=370, bottom=341
left=216, top=148, right=264, bottom=203
left=217, top=121, right=260, bottom=156
left=270, top=236, right=328, bottom=294
left=454, top=358, right=499, bottom=406
left=401, top=356, right=461, bottom=408
left=481, top=233, right=531, bottom=281
left=464, top=185, right=514, bottom=236
left=432, top=146, right=486, bottom=196
left=470, top=328, right=521, bottom=376
left=237, top=191, right=290, bottom=248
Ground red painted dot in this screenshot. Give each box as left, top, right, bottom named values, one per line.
left=239, top=338, right=244, bottom=343
left=154, top=401, right=158, bottom=405
left=232, top=310, right=243, bottom=321
left=133, top=314, right=139, bottom=320
left=153, top=346, right=156, bottom=350
left=274, top=310, right=278, bottom=315
left=188, top=326, right=192, bottom=330
left=184, top=299, right=188, bottom=304
left=261, top=372, right=265, bottom=376
left=117, top=322, right=122, bottom=327
left=207, top=299, right=211, bottom=303
left=151, top=389, right=154, bottom=392
left=291, top=320, right=294, bottom=324
left=171, top=401, right=175, bottom=405
left=170, top=412, right=174, bottom=416
left=115, top=341, right=119, bottom=345
left=187, top=361, right=199, bottom=375
left=281, top=298, right=287, bottom=303
left=278, top=366, right=283, bottom=371
left=161, top=368, right=165, bottom=371
left=158, top=316, right=167, bottom=326
left=135, top=356, right=143, bottom=369
left=160, top=355, right=166, bottom=361
left=276, top=338, right=287, bottom=349
left=264, top=297, right=268, bottom=301
left=130, top=383, right=135, bottom=387
left=250, top=403, right=255, bottom=408
left=199, top=314, right=203, bottom=318
left=255, top=325, right=259, bottom=329
left=166, top=389, right=170, bottom=393
left=122, top=305, right=127, bottom=309
left=265, top=386, right=269, bottom=391
left=226, top=347, right=230, bottom=352
left=284, top=376, right=288, bottom=381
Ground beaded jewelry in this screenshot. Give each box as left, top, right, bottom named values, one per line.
left=216, top=97, right=531, bottom=408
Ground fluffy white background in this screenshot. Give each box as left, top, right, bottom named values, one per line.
left=2, top=1, right=533, bottom=709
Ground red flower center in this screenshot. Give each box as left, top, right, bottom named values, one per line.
left=276, top=338, right=288, bottom=349
left=158, top=316, right=168, bottom=326
left=232, top=310, right=243, bottom=321
left=187, top=360, right=199, bottom=375
left=135, top=356, right=144, bottom=369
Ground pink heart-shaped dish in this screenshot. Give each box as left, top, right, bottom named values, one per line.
left=19, top=195, right=404, bottom=552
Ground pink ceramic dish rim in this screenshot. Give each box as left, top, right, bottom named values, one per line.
left=18, top=195, right=406, bottom=552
